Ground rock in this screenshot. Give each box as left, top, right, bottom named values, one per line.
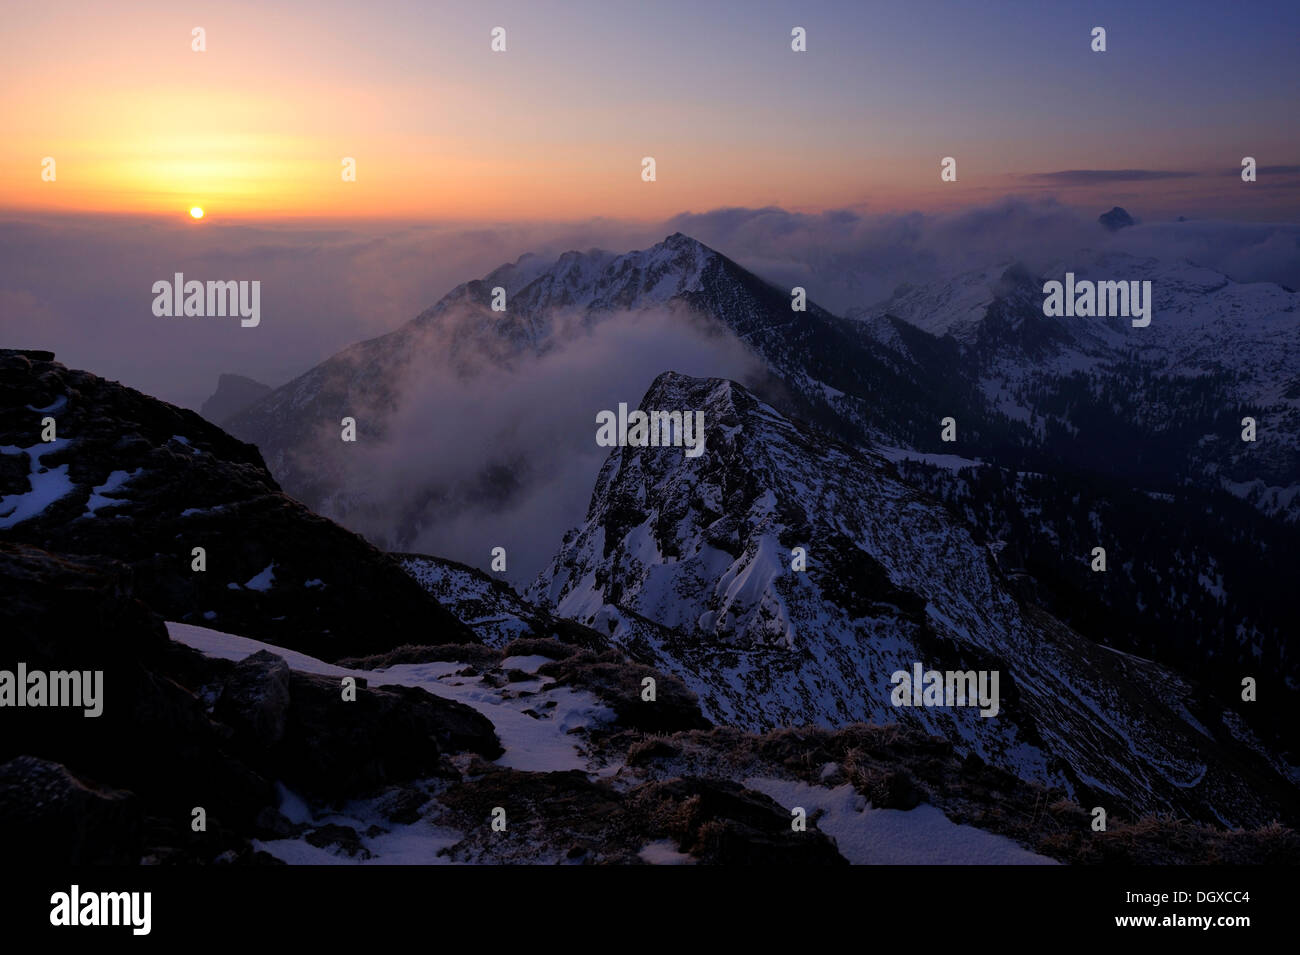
left=305, top=824, right=370, bottom=858
left=630, top=777, right=847, bottom=865
left=267, top=670, right=502, bottom=800
left=375, top=786, right=429, bottom=824
left=0, top=543, right=274, bottom=826
left=538, top=651, right=711, bottom=734
left=253, top=806, right=301, bottom=839
left=0, top=756, right=141, bottom=865
left=435, top=767, right=846, bottom=865
left=0, top=348, right=55, bottom=362
left=857, top=768, right=924, bottom=810
left=214, top=650, right=292, bottom=749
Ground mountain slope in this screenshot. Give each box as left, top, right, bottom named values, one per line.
left=527, top=371, right=1298, bottom=827
left=853, top=255, right=1300, bottom=745
left=0, top=349, right=473, bottom=659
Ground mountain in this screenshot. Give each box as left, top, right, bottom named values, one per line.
left=1099, top=206, right=1136, bottom=232
left=527, top=371, right=1299, bottom=827
left=857, top=251, right=1300, bottom=514
left=224, top=233, right=1013, bottom=552
left=851, top=256, right=1300, bottom=746
left=0, top=349, right=472, bottom=660
left=200, top=373, right=272, bottom=426
left=220, top=236, right=1299, bottom=752
left=395, top=552, right=612, bottom=650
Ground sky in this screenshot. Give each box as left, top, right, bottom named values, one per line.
left=3, top=0, right=1298, bottom=221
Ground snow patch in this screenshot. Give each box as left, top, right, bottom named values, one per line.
left=244, top=563, right=276, bottom=591
left=0, top=440, right=76, bottom=528
left=744, top=776, right=1056, bottom=865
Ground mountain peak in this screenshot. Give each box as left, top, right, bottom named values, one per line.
left=200, top=373, right=272, bottom=426
left=1099, top=206, right=1136, bottom=231
left=655, top=231, right=717, bottom=257
left=642, top=370, right=740, bottom=408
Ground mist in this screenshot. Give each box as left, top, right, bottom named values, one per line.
left=294, top=304, right=764, bottom=585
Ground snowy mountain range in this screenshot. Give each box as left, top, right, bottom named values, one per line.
left=854, top=251, right=1300, bottom=520
left=224, top=232, right=1300, bottom=751
left=8, top=220, right=1297, bottom=861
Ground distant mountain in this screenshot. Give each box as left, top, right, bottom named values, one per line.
left=200, top=373, right=272, bottom=426
left=526, top=371, right=1298, bottom=826
left=1098, top=206, right=1136, bottom=232
left=225, top=233, right=1011, bottom=546
left=856, top=251, right=1300, bottom=512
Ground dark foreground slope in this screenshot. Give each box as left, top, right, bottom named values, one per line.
left=0, top=349, right=471, bottom=660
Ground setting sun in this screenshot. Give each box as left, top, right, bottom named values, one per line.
left=189, top=206, right=204, bottom=219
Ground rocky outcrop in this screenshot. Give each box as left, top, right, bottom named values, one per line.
left=0, top=542, right=497, bottom=863
left=0, top=757, right=141, bottom=865
left=0, top=349, right=474, bottom=660
left=199, top=373, right=272, bottom=426
left=0, top=543, right=274, bottom=830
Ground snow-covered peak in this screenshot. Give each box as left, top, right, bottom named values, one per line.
left=859, top=263, right=1013, bottom=343
left=528, top=372, right=1291, bottom=825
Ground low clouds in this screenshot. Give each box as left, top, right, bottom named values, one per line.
left=666, top=198, right=1300, bottom=307
left=2, top=197, right=1298, bottom=417
left=294, top=305, right=764, bottom=585
left=1024, top=169, right=1196, bottom=183
left=0, top=214, right=661, bottom=410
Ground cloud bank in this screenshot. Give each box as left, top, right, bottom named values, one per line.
left=2, top=198, right=1297, bottom=413
left=290, top=305, right=764, bottom=584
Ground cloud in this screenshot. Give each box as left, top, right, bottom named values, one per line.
left=293, top=304, right=765, bottom=585
left=0, top=214, right=666, bottom=409
left=667, top=198, right=1112, bottom=311
left=1022, top=169, right=1197, bottom=183
left=3, top=197, right=1298, bottom=417
left=5, top=201, right=1299, bottom=582
left=664, top=198, right=1300, bottom=308
left=1111, top=220, right=1300, bottom=289
left=1222, top=164, right=1300, bottom=177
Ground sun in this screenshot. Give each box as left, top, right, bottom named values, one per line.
left=189, top=206, right=204, bottom=219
